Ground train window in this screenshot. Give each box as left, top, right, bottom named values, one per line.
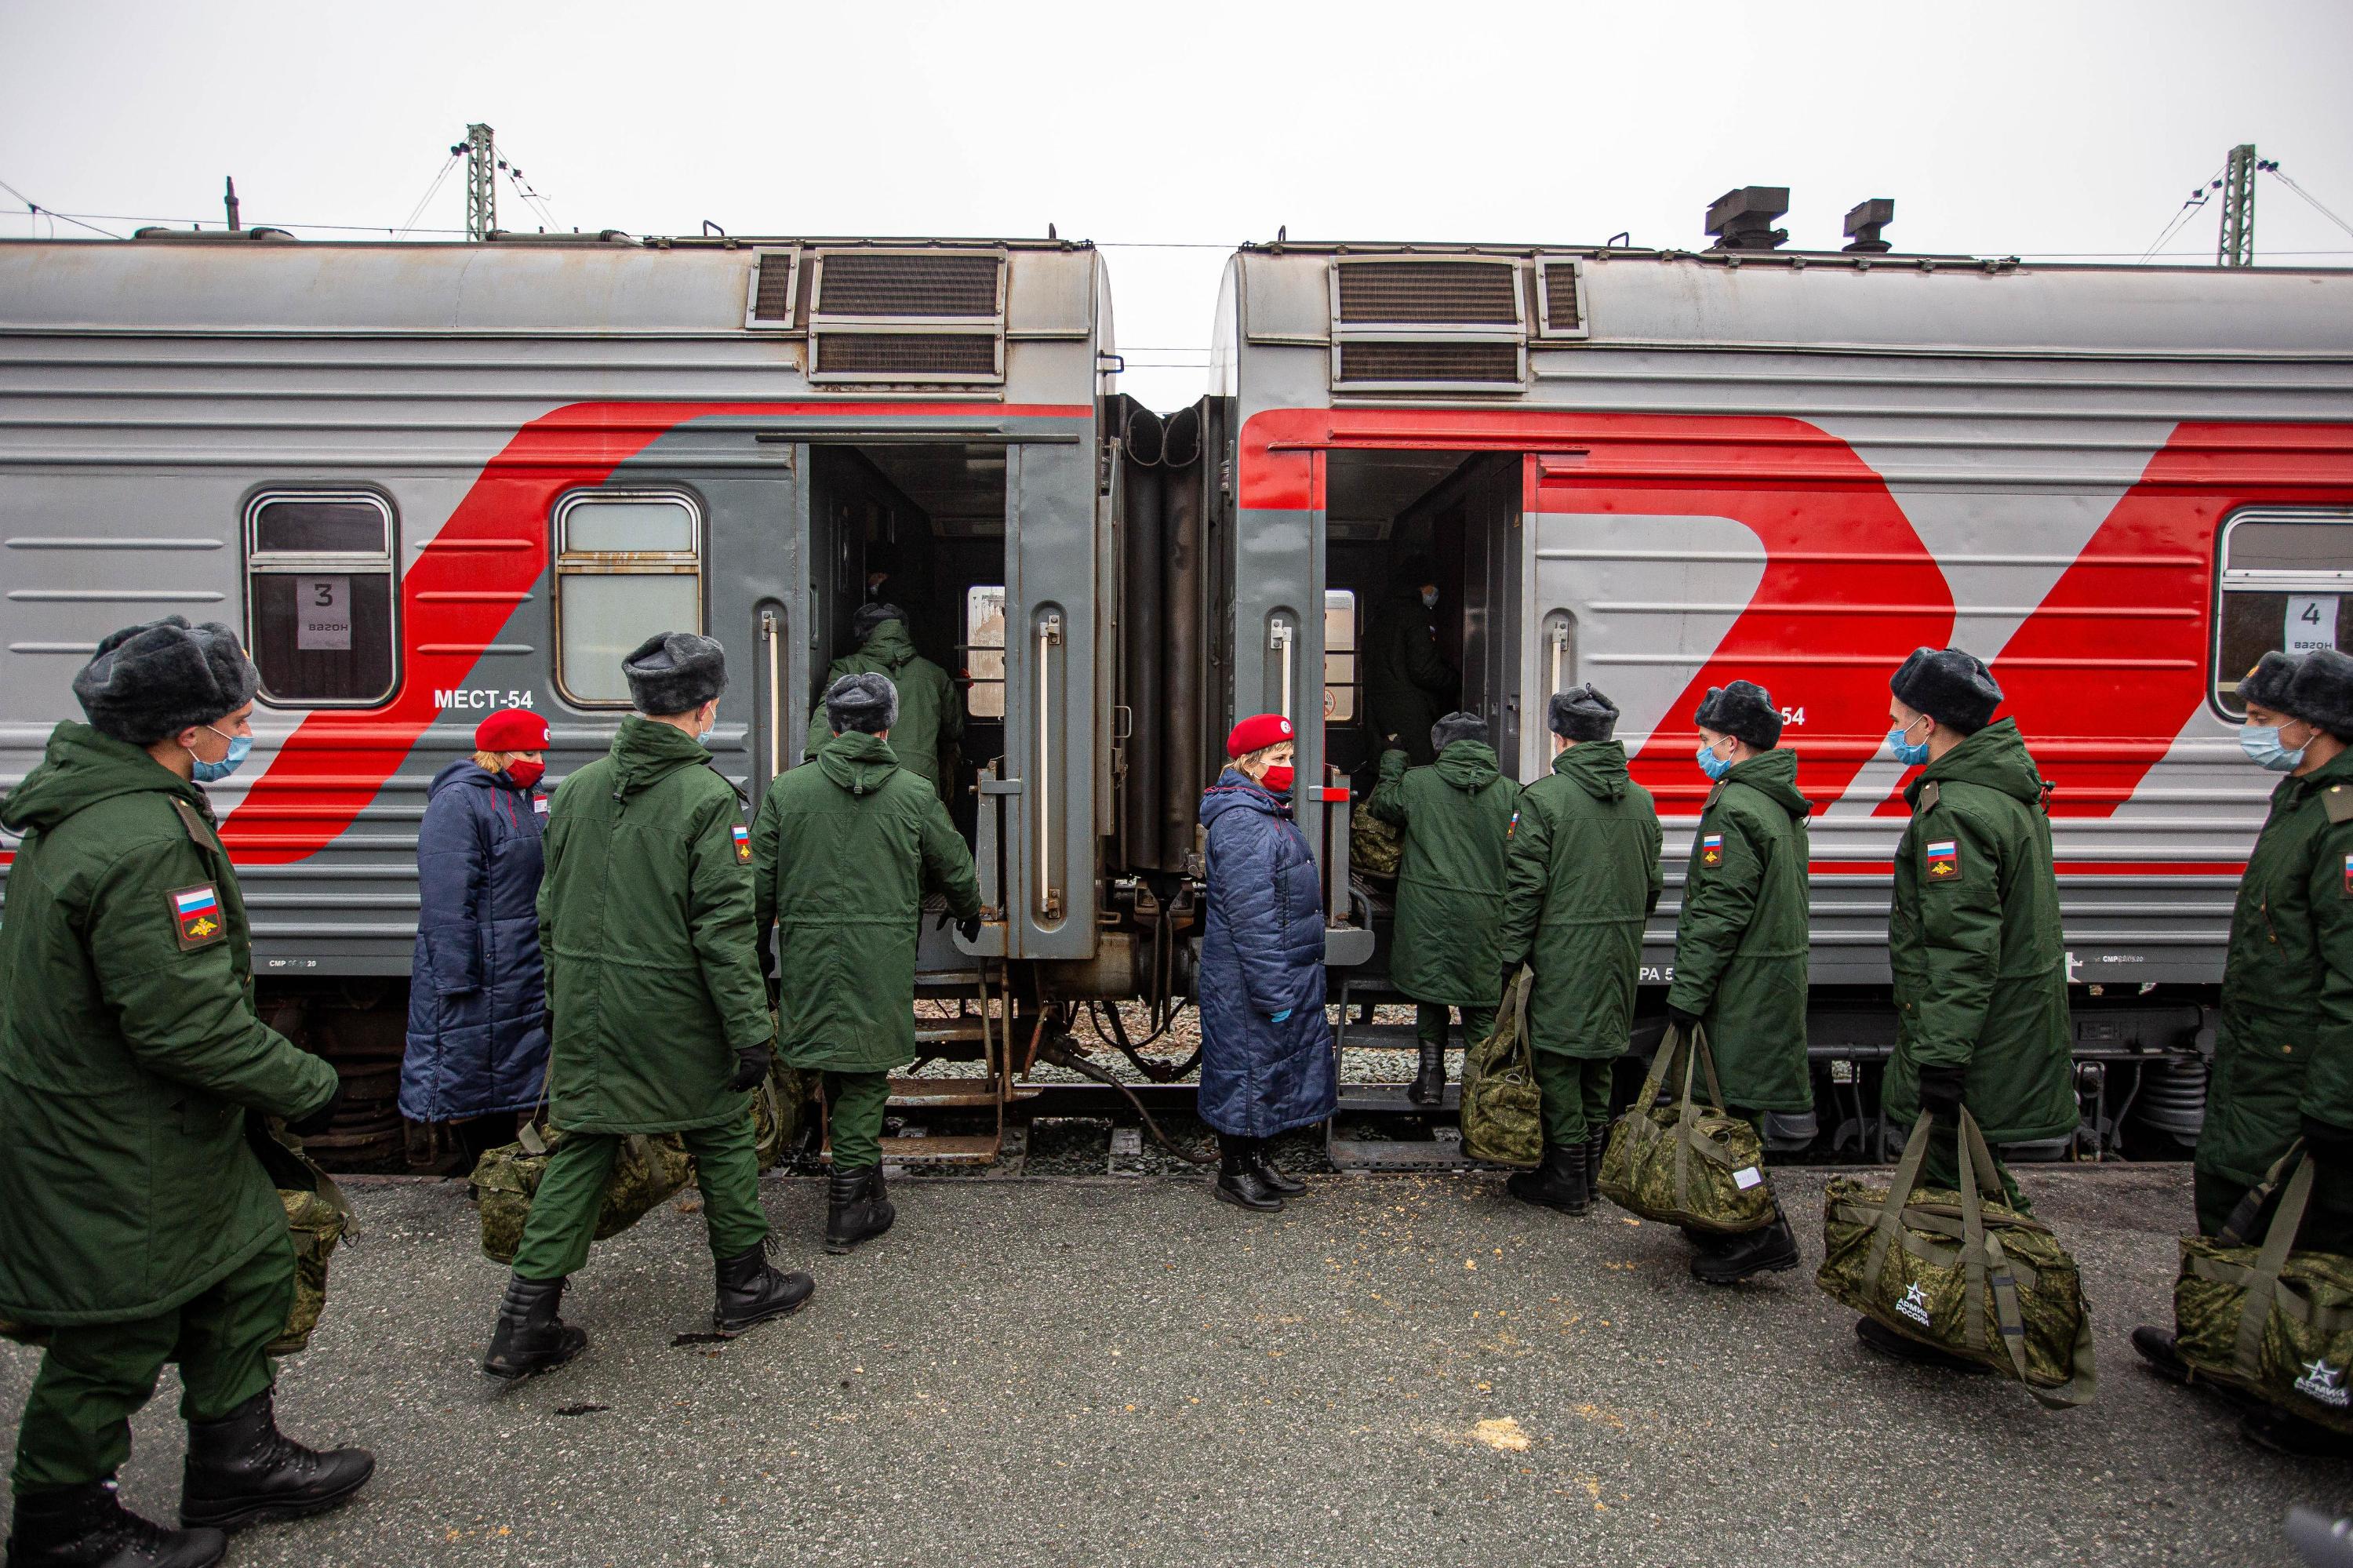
left=2213, top=508, right=2353, bottom=717
left=244, top=491, right=398, bottom=706
left=553, top=491, right=703, bottom=708
left=1323, top=589, right=1357, bottom=722
left=966, top=585, right=1006, bottom=720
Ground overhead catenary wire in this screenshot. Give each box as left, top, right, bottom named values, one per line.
left=2269, top=166, right=2353, bottom=244
left=0, top=176, right=122, bottom=239
left=395, top=154, right=463, bottom=239
left=2139, top=164, right=2224, bottom=263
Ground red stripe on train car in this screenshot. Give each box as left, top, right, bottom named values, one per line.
left=1237, top=409, right=1955, bottom=817
left=224, top=400, right=1089, bottom=864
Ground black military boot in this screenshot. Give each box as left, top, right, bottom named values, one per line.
left=1506, top=1141, right=1591, bottom=1215
left=178, top=1391, right=374, bottom=1532
left=1689, top=1213, right=1801, bottom=1285
left=1215, top=1135, right=1284, bottom=1212
left=6, top=1481, right=224, bottom=1568
left=1585, top=1129, right=1609, bottom=1188
left=1245, top=1139, right=1305, bottom=1196
left=713, top=1241, right=815, bottom=1333
left=2130, top=1325, right=2193, bottom=1384
left=1407, top=1042, right=1446, bottom=1108
left=482, top=1273, right=587, bottom=1381
left=1853, top=1315, right=1988, bottom=1373
left=825, top=1166, right=896, bottom=1254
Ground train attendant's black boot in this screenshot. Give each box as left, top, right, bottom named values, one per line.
left=825, top=1166, right=896, bottom=1254
left=178, top=1391, right=374, bottom=1532
left=713, top=1241, right=815, bottom=1333
left=1506, top=1141, right=1591, bottom=1215
left=1216, top=1136, right=1284, bottom=1212
left=1246, top=1140, right=1305, bottom=1196
left=6, top=1481, right=224, bottom=1568
left=482, top=1273, right=587, bottom=1381
left=1408, top=1042, right=1446, bottom=1108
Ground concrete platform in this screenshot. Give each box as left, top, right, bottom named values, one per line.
left=3, top=1166, right=2347, bottom=1567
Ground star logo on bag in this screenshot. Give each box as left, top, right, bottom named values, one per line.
left=1896, top=1282, right=1933, bottom=1327
left=2297, top=1359, right=2351, bottom=1407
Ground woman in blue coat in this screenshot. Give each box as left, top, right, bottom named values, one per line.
left=400, top=707, right=553, bottom=1166
left=1196, top=712, right=1339, bottom=1211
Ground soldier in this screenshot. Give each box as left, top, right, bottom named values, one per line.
left=482, top=632, right=812, bottom=1381
left=1665, top=681, right=1811, bottom=1283
left=1861, top=646, right=2074, bottom=1371
left=2134, top=648, right=2353, bottom=1457
left=757, top=672, right=982, bottom=1253
left=1, top=617, right=373, bottom=1567
left=805, top=602, right=964, bottom=802
left=1363, top=558, right=1459, bottom=769
left=1363, top=711, right=1517, bottom=1107
left=1496, top=686, right=1664, bottom=1215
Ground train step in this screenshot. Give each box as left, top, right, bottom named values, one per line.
left=886, top=1075, right=1042, bottom=1108
left=1326, top=1130, right=1472, bottom=1172
left=1335, top=1082, right=1460, bottom=1115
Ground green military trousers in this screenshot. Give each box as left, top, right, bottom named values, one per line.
left=511, top=1116, right=769, bottom=1282
left=11, top=1237, right=292, bottom=1494
left=1415, top=1004, right=1497, bottom=1053
left=1533, top=1052, right=1616, bottom=1146
left=825, top=1071, right=892, bottom=1171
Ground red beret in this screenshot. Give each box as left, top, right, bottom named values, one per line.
left=1225, top=711, right=1295, bottom=759
left=475, top=707, right=549, bottom=752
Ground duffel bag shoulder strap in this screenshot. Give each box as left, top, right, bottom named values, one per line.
left=2219, top=1143, right=2304, bottom=1250
left=1687, top=1024, right=1733, bottom=1115
left=2232, top=1153, right=2321, bottom=1381
left=1955, top=1109, right=2028, bottom=1379
left=1863, top=1113, right=1940, bottom=1293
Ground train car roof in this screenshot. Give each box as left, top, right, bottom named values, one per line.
left=1225, top=242, right=2353, bottom=360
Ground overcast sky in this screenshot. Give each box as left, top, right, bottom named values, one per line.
left=3, top=0, right=2349, bottom=410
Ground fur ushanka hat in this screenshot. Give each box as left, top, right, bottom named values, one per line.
left=623, top=631, right=729, bottom=716
left=2285, top=647, right=2353, bottom=741
left=1889, top=646, right=2002, bottom=735
left=1694, top=680, right=1783, bottom=751
left=1547, top=685, right=1620, bottom=743
left=824, top=671, right=900, bottom=735
left=1430, top=711, right=1489, bottom=753
left=72, top=617, right=259, bottom=745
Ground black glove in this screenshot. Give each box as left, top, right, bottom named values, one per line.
left=957, top=912, right=983, bottom=943
left=1915, top=1064, right=1967, bottom=1125
left=728, top=1043, right=773, bottom=1093
left=1498, top=963, right=1522, bottom=999
left=1666, top=1003, right=1703, bottom=1035
left=286, top=1084, right=340, bottom=1139
left=2304, top=1115, right=2353, bottom=1170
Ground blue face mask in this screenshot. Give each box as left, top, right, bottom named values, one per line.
left=2242, top=724, right=2307, bottom=773
left=1696, top=740, right=1733, bottom=781
left=191, top=725, right=252, bottom=783
left=1886, top=722, right=1930, bottom=767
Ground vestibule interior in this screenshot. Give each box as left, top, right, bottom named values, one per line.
left=1322, top=449, right=1523, bottom=795
left=806, top=443, right=1008, bottom=842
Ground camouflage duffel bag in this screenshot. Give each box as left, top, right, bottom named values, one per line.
left=752, top=1064, right=813, bottom=1173
left=1596, top=1020, right=1775, bottom=1234
left=1460, top=966, right=1543, bottom=1170
left=472, top=1125, right=696, bottom=1266
left=2176, top=1149, right=2353, bottom=1431
left=1818, top=1108, right=2096, bottom=1409
left=1351, top=806, right=1402, bottom=884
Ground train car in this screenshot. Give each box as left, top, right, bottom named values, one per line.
left=0, top=228, right=1156, bottom=1165
left=1199, top=237, right=2353, bottom=1162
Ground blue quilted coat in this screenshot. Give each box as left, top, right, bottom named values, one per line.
left=1196, top=770, right=1338, bottom=1137
left=398, top=760, right=551, bottom=1122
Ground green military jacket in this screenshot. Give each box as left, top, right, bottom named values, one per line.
left=0, top=723, right=336, bottom=1324
left=804, top=620, right=963, bottom=797
left=1884, top=719, right=2075, bottom=1145
left=1496, top=740, right=1664, bottom=1060
left=535, top=716, right=771, bottom=1134
left=1362, top=584, right=1457, bottom=768
left=2200, top=746, right=2353, bottom=1195
left=1365, top=741, right=1516, bottom=1009
left=753, top=731, right=981, bottom=1074
left=1667, top=748, right=1814, bottom=1112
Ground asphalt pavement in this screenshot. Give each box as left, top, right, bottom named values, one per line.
left=2, top=1165, right=2345, bottom=1568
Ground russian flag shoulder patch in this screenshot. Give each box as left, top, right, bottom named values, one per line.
left=730, top=821, right=752, bottom=863
left=169, top=882, right=227, bottom=951
left=1700, top=832, right=1724, bottom=866
left=1925, top=839, right=1960, bottom=879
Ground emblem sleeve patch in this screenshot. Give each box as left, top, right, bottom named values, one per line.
left=1925, top=839, right=1961, bottom=881
left=169, top=882, right=227, bottom=951
left=731, top=822, right=752, bottom=863
left=1700, top=832, right=1724, bottom=868
left=2342, top=850, right=2352, bottom=900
